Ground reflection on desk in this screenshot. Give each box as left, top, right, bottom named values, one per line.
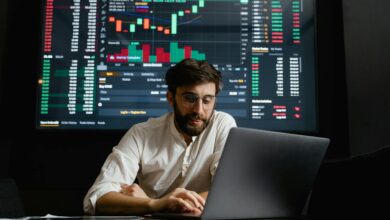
left=6, top=214, right=309, bottom=220
left=4, top=214, right=143, bottom=220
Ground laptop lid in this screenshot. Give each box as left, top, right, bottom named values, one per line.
left=201, top=127, right=329, bottom=219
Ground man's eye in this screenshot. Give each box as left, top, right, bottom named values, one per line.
left=203, top=96, right=214, bottom=103
left=203, top=99, right=211, bottom=104
left=184, top=95, right=198, bottom=103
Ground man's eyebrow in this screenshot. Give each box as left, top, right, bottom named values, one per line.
left=181, top=92, right=197, bottom=95
left=181, top=92, right=215, bottom=97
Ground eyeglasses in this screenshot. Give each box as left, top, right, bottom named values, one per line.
left=177, top=93, right=216, bottom=110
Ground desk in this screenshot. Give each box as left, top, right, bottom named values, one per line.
left=9, top=216, right=145, bottom=220
left=27, top=217, right=144, bottom=220
left=11, top=215, right=308, bottom=220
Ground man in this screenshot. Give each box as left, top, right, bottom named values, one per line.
left=83, top=58, right=237, bottom=215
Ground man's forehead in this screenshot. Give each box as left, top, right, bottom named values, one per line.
left=176, top=82, right=216, bottom=95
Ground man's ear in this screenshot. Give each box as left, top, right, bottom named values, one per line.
left=167, top=91, right=174, bottom=107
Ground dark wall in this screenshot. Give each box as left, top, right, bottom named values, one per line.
left=343, top=0, right=390, bottom=155
left=0, top=0, right=9, bottom=178
left=7, top=134, right=122, bottom=215
left=316, top=0, right=349, bottom=158
left=0, top=0, right=7, bottom=104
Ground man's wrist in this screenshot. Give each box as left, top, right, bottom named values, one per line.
left=148, top=198, right=162, bottom=213
left=199, top=191, right=208, bottom=201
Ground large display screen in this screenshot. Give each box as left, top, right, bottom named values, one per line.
left=36, top=0, right=317, bottom=132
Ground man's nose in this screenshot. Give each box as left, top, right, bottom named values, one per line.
left=192, top=99, right=205, bottom=114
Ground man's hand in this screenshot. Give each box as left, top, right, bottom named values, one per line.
left=117, top=185, right=205, bottom=215
left=120, top=183, right=150, bottom=199
left=151, top=188, right=205, bottom=215
left=97, top=186, right=205, bottom=216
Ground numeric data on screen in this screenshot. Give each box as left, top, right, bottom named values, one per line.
left=37, top=0, right=317, bottom=131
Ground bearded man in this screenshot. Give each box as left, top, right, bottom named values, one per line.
left=83, top=58, right=237, bottom=216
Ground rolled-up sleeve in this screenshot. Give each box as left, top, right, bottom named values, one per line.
left=83, top=128, right=143, bottom=214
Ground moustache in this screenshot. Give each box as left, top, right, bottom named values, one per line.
left=186, top=114, right=206, bottom=122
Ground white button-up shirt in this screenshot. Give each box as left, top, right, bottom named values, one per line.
left=83, top=111, right=237, bottom=214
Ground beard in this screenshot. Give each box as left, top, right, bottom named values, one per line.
left=173, top=101, right=212, bottom=137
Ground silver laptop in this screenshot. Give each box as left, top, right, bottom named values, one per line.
left=150, top=127, right=329, bottom=219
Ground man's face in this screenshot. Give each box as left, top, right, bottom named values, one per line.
left=168, top=82, right=216, bottom=137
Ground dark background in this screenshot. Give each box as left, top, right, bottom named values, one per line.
left=0, top=0, right=389, bottom=216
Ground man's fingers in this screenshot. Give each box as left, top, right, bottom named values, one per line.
left=183, top=190, right=205, bottom=209
left=177, top=191, right=202, bottom=210
left=176, top=198, right=194, bottom=212
left=172, top=189, right=205, bottom=209
left=190, top=191, right=206, bottom=207
left=119, top=183, right=150, bottom=199
left=186, top=192, right=202, bottom=209
left=164, top=188, right=206, bottom=214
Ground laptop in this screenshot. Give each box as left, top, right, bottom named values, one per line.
left=150, top=127, right=330, bottom=219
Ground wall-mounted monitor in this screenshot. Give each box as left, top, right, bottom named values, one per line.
left=36, top=0, right=317, bottom=132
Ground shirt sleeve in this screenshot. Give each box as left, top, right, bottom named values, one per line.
left=83, top=127, right=143, bottom=215
left=210, top=112, right=237, bottom=178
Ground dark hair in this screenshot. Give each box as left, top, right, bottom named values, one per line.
left=165, top=58, right=223, bottom=95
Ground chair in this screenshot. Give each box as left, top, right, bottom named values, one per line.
left=0, top=178, right=25, bottom=218
left=307, top=145, right=390, bottom=218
